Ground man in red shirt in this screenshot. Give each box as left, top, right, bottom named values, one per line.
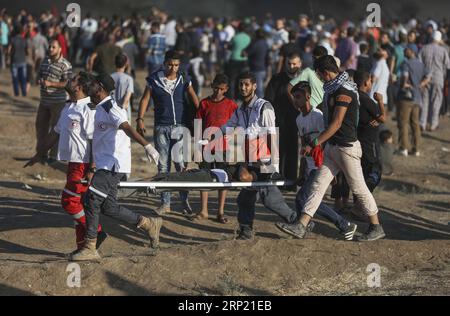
left=55, top=25, right=68, bottom=58
left=193, top=74, right=238, bottom=223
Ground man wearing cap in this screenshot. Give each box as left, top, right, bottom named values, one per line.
left=397, top=45, right=430, bottom=157
left=419, top=30, right=450, bottom=131
left=70, top=73, right=162, bottom=261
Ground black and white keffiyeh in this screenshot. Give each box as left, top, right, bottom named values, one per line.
left=322, top=71, right=359, bottom=126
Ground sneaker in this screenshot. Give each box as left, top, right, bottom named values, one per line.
left=306, top=221, right=316, bottom=232
left=397, top=149, right=408, bottom=157
left=275, top=222, right=307, bottom=239
left=181, top=200, right=193, bottom=215
left=236, top=226, right=253, bottom=240
left=356, top=224, right=385, bottom=242
left=46, top=157, right=57, bottom=164
left=340, top=222, right=357, bottom=241
left=409, top=150, right=420, bottom=157
left=154, top=205, right=171, bottom=216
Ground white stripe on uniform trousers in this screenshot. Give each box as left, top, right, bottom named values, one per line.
left=63, top=188, right=81, bottom=198
left=89, top=186, right=108, bottom=199
left=72, top=210, right=85, bottom=220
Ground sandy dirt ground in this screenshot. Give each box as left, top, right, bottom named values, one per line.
left=0, top=70, right=449, bottom=296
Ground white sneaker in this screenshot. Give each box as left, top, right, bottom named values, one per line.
left=399, top=149, right=408, bottom=157
left=413, top=151, right=420, bottom=157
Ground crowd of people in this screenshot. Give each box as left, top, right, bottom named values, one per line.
left=1, top=6, right=450, bottom=260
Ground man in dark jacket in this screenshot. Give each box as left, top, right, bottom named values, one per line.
left=136, top=50, right=199, bottom=215
left=264, top=52, right=302, bottom=187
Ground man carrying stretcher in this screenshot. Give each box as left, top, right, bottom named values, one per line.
left=218, top=72, right=303, bottom=240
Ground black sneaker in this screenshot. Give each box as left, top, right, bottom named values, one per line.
left=340, top=222, right=357, bottom=241
left=236, top=226, right=253, bottom=240
left=275, top=222, right=307, bottom=239
left=181, top=200, right=193, bottom=215
left=46, top=157, right=57, bottom=165
left=306, top=221, right=315, bottom=232
left=96, top=231, right=108, bottom=249
left=357, top=224, right=385, bottom=242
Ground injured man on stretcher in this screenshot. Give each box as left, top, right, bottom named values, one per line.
left=149, top=163, right=284, bottom=184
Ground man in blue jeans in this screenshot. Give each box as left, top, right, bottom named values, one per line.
left=7, top=26, right=27, bottom=97
left=137, top=50, right=199, bottom=215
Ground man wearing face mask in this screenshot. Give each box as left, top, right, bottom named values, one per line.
left=25, top=71, right=107, bottom=254
left=35, top=39, right=72, bottom=164
left=264, top=52, right=303, bottom=188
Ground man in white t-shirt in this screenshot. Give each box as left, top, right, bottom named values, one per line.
left=370, top=48, right=390, bottom=104
left=279, top=81, right=358, bottom=241
left=25, top=71, right=107, bottom=252
left=70, top=73, right=162, bottom=262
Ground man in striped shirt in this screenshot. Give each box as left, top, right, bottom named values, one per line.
left=36, top=39, right=72, bottom=162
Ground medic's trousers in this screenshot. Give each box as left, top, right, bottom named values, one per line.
left=61, top=162, right=102, bottom=249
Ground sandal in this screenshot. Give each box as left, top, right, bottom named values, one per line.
left=217, top=214, right=229, bottom=224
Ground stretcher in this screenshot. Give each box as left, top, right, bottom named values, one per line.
left=115, top=180, right=295, bottom=199
left=118, top=180, right=293, bottom=189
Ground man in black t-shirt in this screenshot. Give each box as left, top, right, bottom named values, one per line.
left=354, top=70, right=386, bottom=192
left=276, top=55, right=385, bottom=242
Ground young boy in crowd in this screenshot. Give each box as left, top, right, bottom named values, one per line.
left=193, top=74, right=238, bottom=223
left=354, top=70, right=386, bottom=192
left=357, top=42, right=372, bottom=74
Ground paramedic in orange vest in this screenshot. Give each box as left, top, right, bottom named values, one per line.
left=221, top=71, right=303, bottom=240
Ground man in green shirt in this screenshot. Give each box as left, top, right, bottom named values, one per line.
left=287, top=46, right=327, bottom=109
left=226, top=23, right=251, bottom=98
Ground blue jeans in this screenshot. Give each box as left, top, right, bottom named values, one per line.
left=253, top=70, right=266, bottom=98
left=296, top=169, right=349, bottom=231
left=11, top=63, right=27, bottom=96
left=237, top=186, right=298, bottom=229
left=154, top=125, right=189, bottom=206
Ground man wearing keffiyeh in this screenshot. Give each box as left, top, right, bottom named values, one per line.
left=276, top=55, right=386, bottom=242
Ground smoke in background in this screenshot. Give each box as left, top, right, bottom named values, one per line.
left=0, top=0, right=448, bottom=20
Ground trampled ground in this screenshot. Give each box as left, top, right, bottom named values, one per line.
left=0, top=70, right=449, bottom=296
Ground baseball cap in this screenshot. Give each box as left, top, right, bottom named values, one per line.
left=95, top=73, right=115, bottom=93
